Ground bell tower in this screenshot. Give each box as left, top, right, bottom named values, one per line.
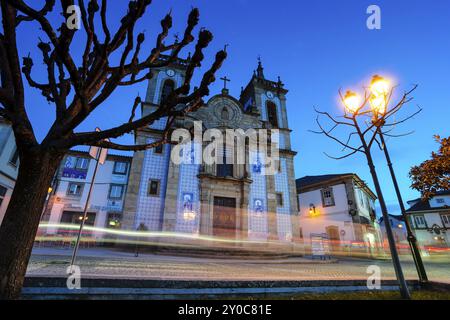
left=142, top=55, right=189, bottom=118
left=122, top=54, right=190, bottom=231
left=239, top=58, right=300, bottom=242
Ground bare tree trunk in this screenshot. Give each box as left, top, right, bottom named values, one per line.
left=0, top=149, right=64, bottom=299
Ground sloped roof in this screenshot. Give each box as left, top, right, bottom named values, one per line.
left=406, top=191, right=450, bottom=213
left=296, top=173, right=377, bottom=199
left=379, top=214, right=405, bottom=223
left=296, top=173, right=354, bottom=190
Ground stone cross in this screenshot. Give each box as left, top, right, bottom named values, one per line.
left=220, top=76, right=231, bottom=90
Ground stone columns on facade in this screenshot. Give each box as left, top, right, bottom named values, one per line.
left=285, top=155, right=301, bottom=243
left=199, top=180, right=212, bottom=236
left=162, top=158, right=180, bottom=232
left=121, top=133, right=147, bottom=230
left=266, top=173, right=278, bottom=241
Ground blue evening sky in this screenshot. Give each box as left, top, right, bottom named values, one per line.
left=10, top=0, right=450, bottom=215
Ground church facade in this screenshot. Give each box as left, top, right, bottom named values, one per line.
left=122, top=56, right=300, bottom=245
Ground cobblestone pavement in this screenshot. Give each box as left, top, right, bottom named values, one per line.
left=26, top=247, right=450, bottom=283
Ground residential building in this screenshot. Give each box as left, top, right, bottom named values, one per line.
left=406, top=190, right=450, bottom=247
left=0, top=118, right=19, bottom=224
left=41, top=150, right=132, bottom=238
left=379, top=214, right=408, bottom=253
left=296, top=173, right=383, bottom=255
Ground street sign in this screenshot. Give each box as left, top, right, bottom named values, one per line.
left=88, top=127, right=109, bottom=164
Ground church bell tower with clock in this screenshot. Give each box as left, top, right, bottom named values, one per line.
left=240, top=58, right=300, bottom=242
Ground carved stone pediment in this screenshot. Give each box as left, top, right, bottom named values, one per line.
left=189, top=94, right=261, bottom=130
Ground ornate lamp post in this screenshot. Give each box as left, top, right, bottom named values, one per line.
left=312, top=75, right=425, bottom=299
left=368, top=75, right=428, bottom=283
left=342, top=90, right=410, bottom=299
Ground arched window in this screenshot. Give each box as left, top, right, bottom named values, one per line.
left=160, top=79, right=175, bottom=104
left=266, top=101, right=278, bottom=128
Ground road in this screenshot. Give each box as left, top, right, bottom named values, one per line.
left=26, top=247, right=450, bottom=283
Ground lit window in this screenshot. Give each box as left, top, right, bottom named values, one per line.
left=107, top=213, right=121, bottom=229
left=321, top=187, right=335, bottom=207
left=113, top=161, right=128, bottom=175
left=109, top=185, right=124, bottom=199
left=67, top=183, right=83, bottom=196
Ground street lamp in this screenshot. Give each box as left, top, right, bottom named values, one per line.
left=343, top=90, right=361, bottom=114
left=343, top=96, right=410, bottom=299
left=369, top=75, right=389, bottom=117
left=368, top=75, right=428, bottom=283
left=309, top=204, right=317, bottom=216
left=313, top=74, right=422, bottom=299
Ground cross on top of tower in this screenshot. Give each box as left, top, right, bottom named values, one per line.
left=220, top=76, right=230, bottom=89
left=256, top=56, right=265, bottom=79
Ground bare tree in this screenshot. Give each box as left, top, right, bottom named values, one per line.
left=0, top=0, right=226, bottom=299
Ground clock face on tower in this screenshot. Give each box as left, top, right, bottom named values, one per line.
left=266, top=91, right=274, bottom=99
left=166, top=69, right=175, bottom=77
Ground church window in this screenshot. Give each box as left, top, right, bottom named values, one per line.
left=276, top=193, right=283, bottom=207
left=216, top=145, right=233, bottom=177
left=321, top=187, right=335, bottom=207
left=160, top=79, right=175, bottom=104
left=154, top=144, right=163, bottom=154
left=266, top=101, right=279, bottom=128
left=148, top=179, right=160, bottom=196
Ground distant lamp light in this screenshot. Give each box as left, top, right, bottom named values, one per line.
left=398, top=224, right=403, bottom=228
left=343, top=90, right=360, bottom=114
left=47, top=187, right=53, bottom=194
left=309, top=204, right=317, bottom=216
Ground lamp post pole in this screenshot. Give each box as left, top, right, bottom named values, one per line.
left=377, top=129, right=428, bottom=282
left=353, top=123, right=411, bottom=300
left=69, top=148, right=102, bottom=268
